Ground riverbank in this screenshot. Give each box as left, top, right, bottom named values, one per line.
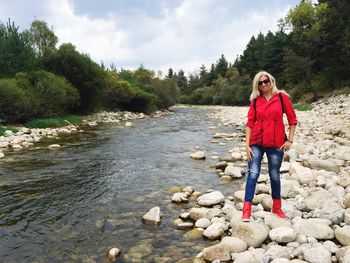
left=172, top=94, right=350, bottom=262
left=0, top=110, right=171, bottom=159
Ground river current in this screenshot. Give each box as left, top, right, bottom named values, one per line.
left=0, top=107, right=242, bottom=262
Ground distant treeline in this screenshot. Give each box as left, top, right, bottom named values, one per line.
left=0, top=20, right=180, bottom=123
left=170, top=0, right=350, bottom=105
left=1, top=0, right=349, bottom=124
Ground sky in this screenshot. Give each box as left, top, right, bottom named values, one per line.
left=0, top=0, right=308, bottom=75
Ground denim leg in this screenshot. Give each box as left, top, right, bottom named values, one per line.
left=266, top=148, right=284, bottom=199
left=244, top=145, right=264, bottom=202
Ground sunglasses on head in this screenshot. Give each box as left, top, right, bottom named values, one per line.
left=258, top=79, right=270, bottom=86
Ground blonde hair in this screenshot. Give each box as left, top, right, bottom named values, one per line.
left=249, top=71, right=288, bottom=101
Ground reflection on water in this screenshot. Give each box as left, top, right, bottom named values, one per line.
left=0, top=108, right=242, bottom=262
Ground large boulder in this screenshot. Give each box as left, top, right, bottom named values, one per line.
left=303, top=245, right=332, bottom=263
left=224, top=165, right=243, bottom=178
left=269, top=226, right=297, bottom=243
left=202, top=243, right=231, bottom=262
left=203, top=223, right=226, bottom=240
left=293, top=219, right=334, bottom=239
left=232, top=221, right=269, bottom=248
left=335, top=226, right=350, bottom=246
left=189, top=207, right=221, bottom=220
left=303, top=189, right=334, bottom=210
left=190, top=151, right=206, bottom=160
left=197, top=191, right=225, bottom=207
left=289, top=163, right=316, bottom=185
left=220, top=236, right=248, bottom=253
left=305, top=158, right=340, bottom=173
left=142, top=206, right=162, bottom=224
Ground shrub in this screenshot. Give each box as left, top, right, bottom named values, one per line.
left=152, top=78, right=181, bottom=108
left=16, top=70, right=80, bottom=118
left=25, top=115, right=84, bottom=128
left=0, top=78, right=36, bottom=123
left=293, top=103, right=313, bottom=111
left=0, top=125, right=19, bottom=136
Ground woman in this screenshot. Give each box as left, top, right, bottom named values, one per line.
left=242, top=71, right=297, bottom=221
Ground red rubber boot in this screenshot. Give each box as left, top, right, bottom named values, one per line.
left=242, top=201, right=252, bottom=222
left=272, top=199, right=287, bottom=219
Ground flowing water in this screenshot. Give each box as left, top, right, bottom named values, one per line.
left=0, top=108, right=243, bottom=263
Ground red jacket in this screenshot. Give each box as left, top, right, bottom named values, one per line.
left=246, top=92, right=297, bottom=148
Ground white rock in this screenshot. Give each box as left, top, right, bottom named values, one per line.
left=171, top=192, right=189, bottom=203
left=232, top=221, right=269, bottom=248
left=303, top=189, right=334, bottom=210
left=265, top=245, right=290, bottom=260
left=306, top=158, right=340, bottom=173
left=224, top=165, right=242, bottom=178
left=231, top=250, right=260, bottom=263
left=220, top=236, right=247, bottom=253
left=107, top=247, right=121, bottom=261
left=293, top=219, right=334, bottom=240
left=189, top=207, right=221, bottom=221
left=125, top=121, right=133, bottom=127
left=269, top=227, right=297, bottom=243
left=197, top=191, right=225, bottom=207
left=320, top=200, right=344, bottom=224
left=142, top=206, right=161, bottom=224
left=48, top=144, right=61, bottom=149
left=195, top=218, right=211, bottom=229
left=323, top=240, right=339, bottom=254
left=190, top=151, right=206, bottom=160
left=335, top=226, right=350, bottom=246
left=202, top=243, right=231, bottom=262
left=303, top=246, right=331, bottom=263
left=289, top=163, right=315, bottom=185
left=183, top=186, right=194, bottom=193
left=203, top=223, right=226, bottom=240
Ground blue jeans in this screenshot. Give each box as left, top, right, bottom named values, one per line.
left=244, top=145, right=284, bottom=202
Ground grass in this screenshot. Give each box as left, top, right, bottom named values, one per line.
left=293, top=103, right=313, bottom=111
left=0, top=125, right=19, bottom=136
left=25, top=115, right=85, bottom=128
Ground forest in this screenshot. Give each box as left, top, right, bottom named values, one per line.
left=0, top=0, right=349, bottom=124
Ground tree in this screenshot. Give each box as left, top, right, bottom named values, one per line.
left=133, top=65, right=154, bottom=85
left=166, top=68, right=174, bottom=79
left=43, top=43, right=106, bottom=113
left=279, top=0, right=327, bottom=96
left=199, top=64, right=209, bottom=85
left=22, top=20, right=58, bottom=61
left=153, top=78, right=181, bottom=108
left=174, top=69, right=188, bottom=94
left=214, top=54, right=228, bottom=78
left=16, top=71, right=80, bottom=117
left=0, top=19, right=35, bottom=77
left=318, top=0, right=350, bottom=86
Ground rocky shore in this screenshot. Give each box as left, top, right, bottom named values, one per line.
left=0, top=110, right=171, bottom=159
left=170, top=94, right=350, bottom=263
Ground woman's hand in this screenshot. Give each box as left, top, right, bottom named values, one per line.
left=246, top=145, right=254, bottom=161
left=280, top=140, right=292, bottom=151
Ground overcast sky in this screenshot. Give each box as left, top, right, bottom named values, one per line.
left=0, top=0, right=307, bottom=75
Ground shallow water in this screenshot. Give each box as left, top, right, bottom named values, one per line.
left=0, top=108, right=243, bottom=262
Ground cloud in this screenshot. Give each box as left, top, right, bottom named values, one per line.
left=44, top=0, right=133, bottom=62
left=1, top=0, right=301, bottom=74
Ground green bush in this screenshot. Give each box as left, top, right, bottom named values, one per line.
left=0, top=125, right=19, bottom=136
left=25, top=115, right=84, bottom=128
left=16, top=70, right=80, bottom=118
left=103, top=74, right=134, bottom=110
left=0, top=78, right=36, bottom=123
left=102, top=72, right=158, bottom=113
left=152, top=78, right=181, bottom=108
left=293, top=103, right=313, bottom=111
left=42, top=43, right=106, bottom=113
